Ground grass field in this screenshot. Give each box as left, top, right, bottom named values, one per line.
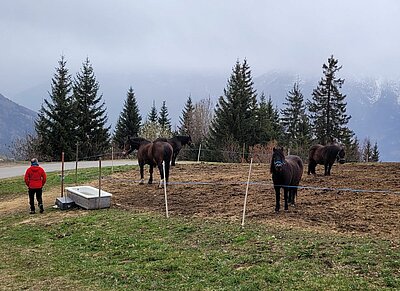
left=0, top=165, right=399, bottom=290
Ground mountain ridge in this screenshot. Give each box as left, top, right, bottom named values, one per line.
left=0, top=93, right=37, bottom=157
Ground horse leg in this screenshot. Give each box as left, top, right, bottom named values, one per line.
left=324, top=163, right=329, bottom=176
left=274, top=186, right=280, bottom=212
left=324, top=163, right=332, bottom=176
left=288, top=189, right=293, bottom=205
left=157, top=162, right=164, bottom=188
left=307, top=162, right=313, bottom=175
left=327, top=163, right=332, bottom=175
left=171, top=153, right=176, bottom=166
left=165, top=162, right=170, bottom=183
left=284, top=187, right=289, bottom=211
left=308, top=161, right=316, bottom=175
left=139, top=163, right=145, bottom=184
left=290, top=188, right=297, bottom=206
left=148, top=165, right=153, bottom=184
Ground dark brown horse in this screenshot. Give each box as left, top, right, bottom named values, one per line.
left=308, top=144, right=345, bottom=176
left=270, top=148, right=303, bottom=212
left=123, top=137, right=173, bottom=186
left=154, top=135, right=192, bottom=166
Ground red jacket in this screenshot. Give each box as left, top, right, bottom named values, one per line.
left=24, top=165, right=47, bottom=189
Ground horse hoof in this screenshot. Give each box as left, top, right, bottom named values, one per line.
left=139, top=179, right=144, bottom=185
left=274, top=209, right=279, bottom=213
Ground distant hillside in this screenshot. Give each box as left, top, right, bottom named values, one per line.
left=0, top=93, right=37, bottom=157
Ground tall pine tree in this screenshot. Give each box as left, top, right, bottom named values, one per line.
left=371, top=141, right=380, bottom=162
left=257, top=94, right=282, bottom=145
left=179, top=95, right=195, bottom=135
left=148, top=101, right=158, bottom=122
left=113, top=86, right=142, bottom=148
left=281, top=82, right=311, bottom=156
left=158, top=100, right=171, bottom=131
left=73, top=58, right=110, bottom=159
left=308, top=55, right=353, bottom=144
left=208, top=59, right=258, bottom=160
left=35, top=56, right=75, bottom=161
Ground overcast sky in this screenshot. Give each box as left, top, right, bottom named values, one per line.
left=1, top=0, right=400, bottom=99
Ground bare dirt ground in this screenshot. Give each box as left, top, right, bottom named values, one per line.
left=2, top=162, right=399, bottom=239
left=103, top=162, right=400, bottom=239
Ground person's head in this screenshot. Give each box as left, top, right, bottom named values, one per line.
left=30, top=158, right=39, bottom=166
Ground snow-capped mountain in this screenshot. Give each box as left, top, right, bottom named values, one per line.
left=254, top=72, right=400, bottom=162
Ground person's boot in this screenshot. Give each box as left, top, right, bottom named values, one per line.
left=39, top=204, right=44, bottom=214
left=30, top=207, right=35, bottom=214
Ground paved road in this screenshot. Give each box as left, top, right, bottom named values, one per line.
left=0, top=159, right=138, bottom=179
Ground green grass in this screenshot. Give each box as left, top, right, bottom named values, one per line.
left=0, top=165, right=134, bottom=199
left=0, top=209, right=399, bottom=290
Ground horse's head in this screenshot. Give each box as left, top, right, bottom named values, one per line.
left=122, top=137, right=148, bottom=155
left=176, top=135, right=192, bottom=146
left=271, top=147, right=286, bottom=173
left=337, top=147, right=346, bottom=164
left=122, top=137, right=133, bottom=156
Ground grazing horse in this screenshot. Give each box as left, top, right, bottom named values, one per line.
left=308, top=144, right=345, bottom=176
left=270, top=147, right=303, bottom=212
left=123, top=137, right=173, bottom=186
left=154, top=135, right=192, bottom=166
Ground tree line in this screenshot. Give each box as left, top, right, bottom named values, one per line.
left=13, top=55, right=379, bottom=162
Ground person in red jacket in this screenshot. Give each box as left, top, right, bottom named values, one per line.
left=24, top=158, right=47, bottom=214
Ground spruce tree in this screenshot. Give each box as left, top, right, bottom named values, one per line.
left=113, top=86, right=142, bottom=148
left=208, top=59, right=258, bottom=160
left=256, top=93, right=273, bottom=144
left=179, top=95, right=195, bottom=135
left=148, top=101, right=158, bottom=122
left=158, top=101, right=171, bottom=131
left=371, top=141, right=380, bottom=162
left=73, top=58, right=110, bottom=159
left=308, top=55, right=353, bottom=144
left=281, top=82, right=311, bottom=155
left=261, top=95, right=282, bottom=144
left=35, top=56, right=75, bottom=161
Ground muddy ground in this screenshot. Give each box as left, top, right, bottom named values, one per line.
left=95, top=162, right=400, bottom=239
left=2, top=162, right=399, bottom=239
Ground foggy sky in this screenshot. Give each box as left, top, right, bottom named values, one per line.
left=1, top=0, right=400, bottom=99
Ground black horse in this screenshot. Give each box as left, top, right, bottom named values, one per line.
left=308, top=144, right=345, bottom=176
left=270, top=147, right=303, bottom=212
left=154, top=135, right=192, bottom=166
left=123, top=137, right=173, bottom=186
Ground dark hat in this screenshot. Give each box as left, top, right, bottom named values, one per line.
left=31, top=158, right=39, bottom=166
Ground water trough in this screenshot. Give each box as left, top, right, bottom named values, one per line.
left=65, top=186, right=112, bottom=210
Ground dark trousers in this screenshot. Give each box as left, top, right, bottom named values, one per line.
left=28, top=188, right=43, bottom=211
